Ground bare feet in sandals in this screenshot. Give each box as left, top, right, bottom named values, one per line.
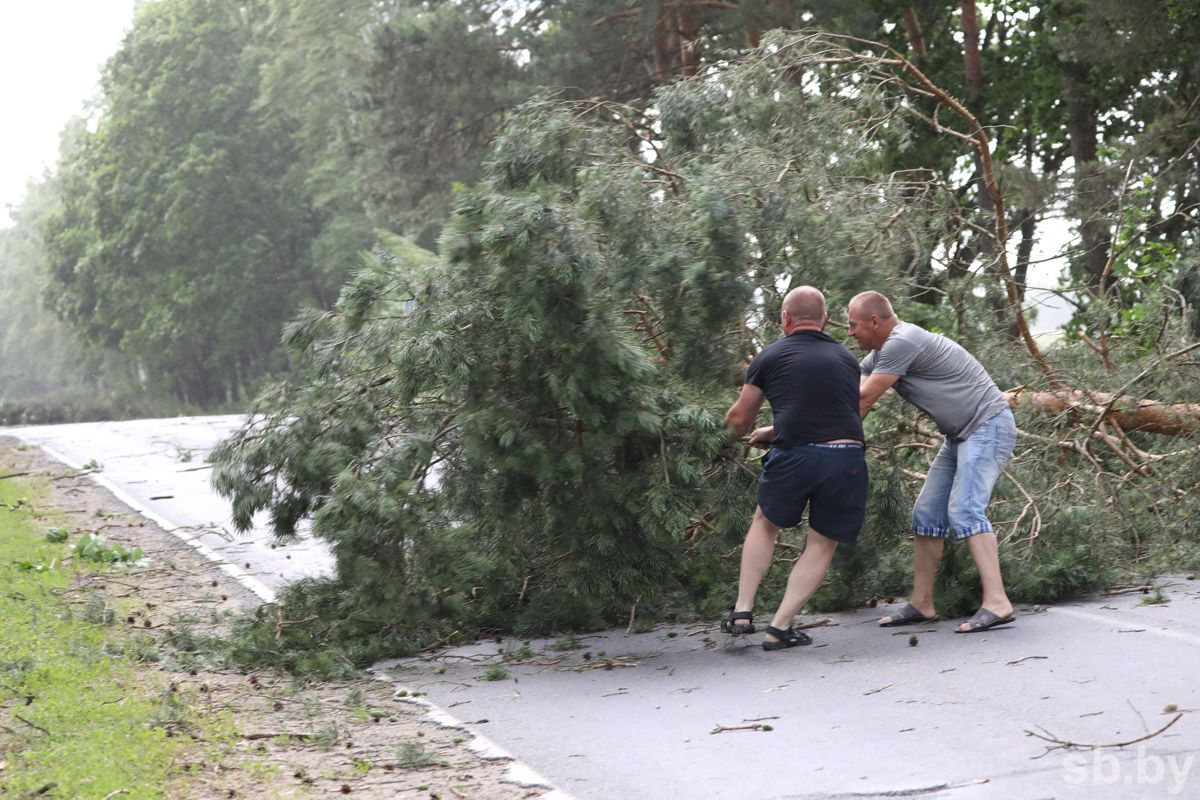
left=956, top=607, right=1015, bottom=633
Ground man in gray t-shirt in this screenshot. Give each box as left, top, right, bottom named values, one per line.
left=849, top=291, right=1017, bottom=634
left=858, top=323, right=1010, bottom=441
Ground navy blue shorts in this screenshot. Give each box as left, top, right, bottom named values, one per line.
left=757, top=444, right=868, bottom=544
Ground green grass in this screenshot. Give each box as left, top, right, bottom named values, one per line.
left=0, top=476, right=193, bottom=798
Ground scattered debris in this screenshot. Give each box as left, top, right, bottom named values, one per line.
left=1006, top=655, right=1048, bottom=666
left=567, top=656, right=639, bottom=672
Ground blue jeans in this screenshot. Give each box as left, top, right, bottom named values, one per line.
left=911, top=409, right=1016, bottom=539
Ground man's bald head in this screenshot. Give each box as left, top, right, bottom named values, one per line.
left=782, top=286, right=827, bottom=328
left=848, top=290, right=895, bottom=320
left=846, top=290, right=898, bottom=351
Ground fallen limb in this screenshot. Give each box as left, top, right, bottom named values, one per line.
left=1025, top=712, right=1183, bottom=754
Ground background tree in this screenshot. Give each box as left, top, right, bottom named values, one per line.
left=11, top=0, right=1200, bottom=415
left=42, top=0, right=333, bottom=406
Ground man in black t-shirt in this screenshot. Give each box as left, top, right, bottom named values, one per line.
left=722, top=286, right=868, bottom=651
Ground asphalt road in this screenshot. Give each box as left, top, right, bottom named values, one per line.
left=379, top=586, right=1200, bottom=800
left=7, top=415, right=333, bottom=602
left=7, top=417, right=1199, bottom=799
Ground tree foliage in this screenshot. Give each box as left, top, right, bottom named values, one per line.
left=3, top=1, right=1199, bottom=671
left=214, top=26, right=1200, bottom=671
left=212, top=33, right=945, bottom=666
left=42, top=0, right=336, bottom=406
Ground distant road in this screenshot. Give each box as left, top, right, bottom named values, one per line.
left=6, top=415, right=333, bottom=602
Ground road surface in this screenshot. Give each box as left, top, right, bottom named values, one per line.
left=8, top=415, right=333, bottom=602
left=8, top=417, right=1198, bottom=799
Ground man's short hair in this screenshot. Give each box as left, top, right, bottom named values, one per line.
left=784, top=286, right=827, bottom=325
left=849, top=290, right=895, bottom=319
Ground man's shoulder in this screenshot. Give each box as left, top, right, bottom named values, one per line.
left=892, top=320, right=930, bottom=340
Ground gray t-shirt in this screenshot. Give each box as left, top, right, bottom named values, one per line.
left=860, top=321, right=1009, bottom=440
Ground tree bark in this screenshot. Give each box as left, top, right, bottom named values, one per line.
left=959, top=0, right=1009, bottom=333
left=960, top=0, right=983, bottom=102
left=745, top=0, right=795, bottom=48
left=902, top=6, right=927, bottom=59
left=1063, top=62, right=1114, bottom=295
left=648, top=5, right=702, bottom=81
left=1006, top=390, right=1200, bottom=436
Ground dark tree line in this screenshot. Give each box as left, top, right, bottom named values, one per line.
left=2, top=1, right=1197, bottom=408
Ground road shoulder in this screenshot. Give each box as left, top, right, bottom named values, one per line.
left=1, top=437, right=536, bottom=799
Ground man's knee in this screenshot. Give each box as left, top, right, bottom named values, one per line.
left=751, top=506, right=782, bottom=535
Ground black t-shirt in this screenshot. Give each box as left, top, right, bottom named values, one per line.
left=744, top=329, right=864, bottom=448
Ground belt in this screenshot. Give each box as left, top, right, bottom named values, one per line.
left=805, top=442, right=864, bottom=449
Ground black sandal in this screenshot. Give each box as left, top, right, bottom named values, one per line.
left=720, top=610, right=755, bottom=635
left=762, top=625, right=812, bottom=651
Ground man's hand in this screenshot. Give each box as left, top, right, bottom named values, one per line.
left=747, top=426, right=774, bottom=450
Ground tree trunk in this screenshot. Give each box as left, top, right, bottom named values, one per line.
left=960, top=0, right=983, bottom=102
left=1008, top=208, right=1036, bottom=339
left=960, top=0, right=1010, bottom=334
left=1063, top=62, right=1113, bottom=295
left=1006, top=390, right=1200, bottom=436
left=745, top=0, right=795, bottom=48
left=902, top=6, right=927, bottom=59
left=648, top=5, right=701, bottom=81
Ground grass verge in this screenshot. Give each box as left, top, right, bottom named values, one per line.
left=0, top=442, right=526, bottom=799
left=0, top=472, right=205, bottom=798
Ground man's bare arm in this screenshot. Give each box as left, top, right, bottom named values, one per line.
left=860, top=372, right=900, bottom=418
left=724, top=384, right=766, bottom=439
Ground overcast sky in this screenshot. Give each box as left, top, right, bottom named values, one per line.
left=1, top=1, right=137, bottom=225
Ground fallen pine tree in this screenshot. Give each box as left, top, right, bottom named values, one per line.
left=208, top=32, right=1200, bottom=671
left=1006, top=389, right=1200, bottom=437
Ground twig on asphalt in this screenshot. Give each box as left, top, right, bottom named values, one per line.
left=1006, top=655, right=1048, bottom=666
left=568, top=656, right=640, bottom=672
left=1128, top=699, right=1149, bottom=733
left=1025, top=712, right=1183, bottom=758
left=796, top=617, right=833, bottom=631
left=710, top=722, right=772, bottom=734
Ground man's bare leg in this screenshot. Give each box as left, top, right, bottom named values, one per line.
left=730, top=506, right=781, bottom=629
left=765, top=529, right=838, bottom=640
left=957, top=532, right=1013, bottom=631
left=880, top=534, right=943, bottom=623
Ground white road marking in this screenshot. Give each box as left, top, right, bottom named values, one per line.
left=13, top=438, right=278, bottom=604
left=390, top=684, right=576, bottom=798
